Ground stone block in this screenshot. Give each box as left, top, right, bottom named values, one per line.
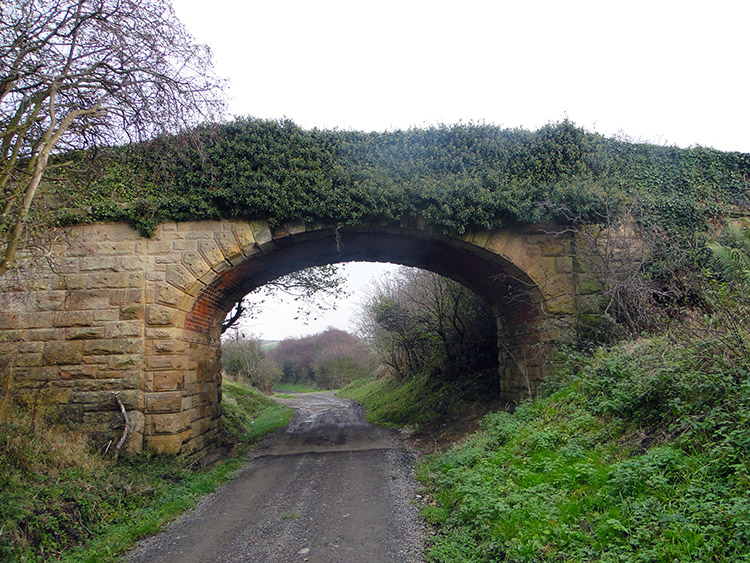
left=214, top=231, right=241, bottom=261
left=545, top=295, right=576, bottom=316
left=232, top=223, right=257, bottom=252
left=146, top=240, right=175, bottom=255
left=181, top=250, right=211, bottom=277
left=165, top=264, right=195, bottom=291
left=154, top=370, right=185, bottom=391
left=120, top=304, right=144, bottom=320
left=0, top=312, right=18, bottom=329
left=272, top=220, right=306, bottom=239
left=53, top=274, right=88, bottom=290
left=35, top=291, right=67, bottom=311
left=43, top=341, right=84, bottom=365
left=91, top=241, right=137, bottom=256
left=540, top=241, right=570, bottom=257
left=112, top=355, right=142, bottom=370
left=172, top=240, right=197, bottom=252
left=145, top=327, right=182, bottom=340
left=554, top=256, right=574, bottom=274
left=147, top=305, right=177, bottom=326
left=109, top=289, right=144, bottom=304
left=485, top=231, right=512, bottom=257
left=86, top=272, right=144, bottom=289
left=155, top=284, right=186, bottom=307
left=84, top=339, right=138, bottom=355
left=152, top=340, right=185, bottom=354
left=151, top=412, right=190, bottom=434
left=14, top=352, right=43, bottom=367
left=54, top=311, right=93, bottom=328
left=106, top=321, right=143, bottom=338
left=146, top=355, right=186, bottom=370
left=146, top=391, right=182, bottom=413
left=68, top=326, right=106, bottom=340
left=69, top=290, right=111, bottom=310
left=540, top=274, right=574, bottom=300
left=578, top=275, right=603, bottom=296
left=146, top=433, right=187, bottom=455
left=18, top=312, right=55, bottom=329
left=197, top=240, right=225, bottom=270
left=80, top=256, right=142, bottom=272
left=93, top=310, right=119, bottom=323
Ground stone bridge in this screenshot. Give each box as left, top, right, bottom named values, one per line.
left=0, top=218, right=599, bottom=457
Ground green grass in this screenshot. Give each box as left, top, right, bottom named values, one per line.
left=339, top=370, right=500, bottom=432
left=273, top=382, right=328, bottom=394
left=222, top=379, right=293, bottom=444
left=280, top=512, right=300, bottom=520
left=417, top=337, right=750, bottom=562
left=0, top=380, right=292, bottom=562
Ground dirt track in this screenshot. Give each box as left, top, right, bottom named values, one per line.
left=126, top=392, right=424, bottom=562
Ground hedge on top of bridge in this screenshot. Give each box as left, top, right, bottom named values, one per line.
left=53, top=118, right=750, bottom=238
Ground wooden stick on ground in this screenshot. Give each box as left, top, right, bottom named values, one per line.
left=112, top=392, right=129, bottom=461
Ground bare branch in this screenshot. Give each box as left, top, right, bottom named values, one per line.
left=0, top=0, right=226, bottom=275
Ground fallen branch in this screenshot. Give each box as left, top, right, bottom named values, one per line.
left=112, top=392, right=129, bottom=461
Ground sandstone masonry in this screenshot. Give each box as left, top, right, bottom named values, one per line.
left=0, top=219, right=596, bottom=458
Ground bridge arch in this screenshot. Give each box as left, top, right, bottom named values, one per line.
left=0, top=218, right=585, bottom=457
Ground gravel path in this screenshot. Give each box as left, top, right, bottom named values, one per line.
left=125, top=392, right=425, bottom=562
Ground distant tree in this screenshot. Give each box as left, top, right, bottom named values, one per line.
left=221, top=336, right=280, bottom=393
left=0, top=0, right=225, bottom=275
left=267, top=328, right=377, bottom=388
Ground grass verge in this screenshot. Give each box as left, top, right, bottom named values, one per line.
left=339, top=370, right=501, bottom=447
left=417, top=337, right=750, bottom=562
left=0, top=379, right=292, bottom=562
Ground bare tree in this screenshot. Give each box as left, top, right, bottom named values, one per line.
left=221, top=264, right=349, bottom=334
left=0, top=0, right=225, bottom=275
left=357, top=267, right=496, bottom=380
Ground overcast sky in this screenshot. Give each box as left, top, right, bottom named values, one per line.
left=172, top=0, right=750, bottom=340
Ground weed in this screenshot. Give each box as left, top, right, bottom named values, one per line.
left=280, top=512, right=300, bottom=520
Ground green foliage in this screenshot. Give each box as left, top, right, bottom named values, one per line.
left=707, top=224, right=750, bottom=290
left=267, top=328, right=377, bottom=389
left=339, top=368, right=500, bottom=432
left=220, top=380, right=293, bottom=445
left=221, top=337, right=280, bottom=392
left=0, top=380, right=290, bottom=561
left=272, top=382, right=321, bottom=394
left=418, top=335, right=750, bottom=562
left=53, top=119, right=750, bottom=239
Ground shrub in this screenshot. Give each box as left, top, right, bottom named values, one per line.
left=267, top=328, right=377, bottom=389
left=220, top=337, right=279, bottom=393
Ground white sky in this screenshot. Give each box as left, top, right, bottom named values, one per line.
left=172, top=0, right=750, bottom=340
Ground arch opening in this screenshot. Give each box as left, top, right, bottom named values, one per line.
left=167, top=224, right=553, bottom=456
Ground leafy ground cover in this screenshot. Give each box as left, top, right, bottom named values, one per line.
left=416, top=337, right=750, bottom=562
left=0, top=380, right=292, bottom=562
